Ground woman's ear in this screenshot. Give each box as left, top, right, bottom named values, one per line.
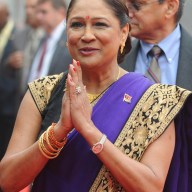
left=121, top=23, right=130, bottom=44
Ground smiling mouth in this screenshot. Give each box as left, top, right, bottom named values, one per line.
left=79, top=47, right=99, bottom=55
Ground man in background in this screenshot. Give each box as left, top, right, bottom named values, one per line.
left=28, top=0, right=72, bottom=82
left=121, top=0, right=192, bottom=90
left=19, top=0, right=44, bottom=97
left=0, top=0, right=24, bottom=160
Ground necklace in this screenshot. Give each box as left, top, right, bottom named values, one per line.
left=87, top=67, right=121, bottom=103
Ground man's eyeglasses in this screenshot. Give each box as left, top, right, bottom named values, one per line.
left=127, top=0, right=160, bottom=12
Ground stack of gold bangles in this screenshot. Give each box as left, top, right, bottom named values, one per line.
left=38, top=123, right=68, bottom=159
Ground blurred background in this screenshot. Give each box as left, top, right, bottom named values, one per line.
left=5, top=0, right=192, bottom=33
left=180, top=0, right=192, bottom=33
left=6, top=0, right=71, bottom=28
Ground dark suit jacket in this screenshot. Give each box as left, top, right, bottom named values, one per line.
left=0, top=26, right=26, bottom=160
left=121, top=25, right=192, bottom=90
left=48, top=29, right=72, bottom=75
left=34, top=28, right=72, bottom=77
left=0, top=27, right=23, bottom=116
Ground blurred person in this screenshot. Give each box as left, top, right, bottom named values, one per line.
left=0, top=0, right=25, bottom=160
left=19, top=0, right=44, bottom=97
left=27, top=0, right=72, bottom=82
left=0, top=0, right=192, bottom=191
left=121, top=0, right=192, bottom=90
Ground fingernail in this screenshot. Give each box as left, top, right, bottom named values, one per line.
left=72, top=59, right=76, bottom=64
left=77, top=61, right=80, bottom=66
left=73, top=67, right=76, bottom=72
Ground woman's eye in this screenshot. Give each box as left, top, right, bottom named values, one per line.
left=70, top=22, right=83, bottom=28
left=95, top=22, right=108, bottom=27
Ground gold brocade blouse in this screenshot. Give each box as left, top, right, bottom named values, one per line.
left=28, top=73, right=64, bottom=113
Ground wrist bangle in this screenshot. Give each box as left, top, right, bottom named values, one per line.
left=38, top=123, right=68, bottom=159
left=38, top=133, right=60, bottom=159
left=49, top=123, right=68, bottom=148
left=92, top=134, right=107, bottom=154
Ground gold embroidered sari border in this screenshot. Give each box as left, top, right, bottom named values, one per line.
left=89, top=84, right=157, bottom=192
left=147, top=85, right=191, bottom=147
left=89, top=84, right=191, bottom=191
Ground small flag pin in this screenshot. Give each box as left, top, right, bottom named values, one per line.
left=123, top=93, right=132, bottom=103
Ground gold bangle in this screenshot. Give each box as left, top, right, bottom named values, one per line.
left=44, top=130, right=62, bottom=153
left=38, top=123, right=68, bottom=159
left=48, top=123, right=68, bottom=148
left=41, top=133, right=60, bottom=155
left=40, top=134, right=59, bottom=157
left=38, top=133, right=60, bottom=159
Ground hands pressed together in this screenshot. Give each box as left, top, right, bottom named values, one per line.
left=57, top=59, right=93, bottom=138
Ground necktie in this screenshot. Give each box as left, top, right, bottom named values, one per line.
left=145, top=45, right=162, bottom=83
left=37, top=37, right=48, bottom=78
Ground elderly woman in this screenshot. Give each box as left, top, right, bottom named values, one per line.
left=0, top=0, right=191, bottom=191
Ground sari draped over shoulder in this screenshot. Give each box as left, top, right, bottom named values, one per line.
left=28, top=72, right=192, bottom=192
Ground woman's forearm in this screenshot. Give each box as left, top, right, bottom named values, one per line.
left=81, top=122, right=175, bottom=192
left=0, top=142, right=48, bottom=192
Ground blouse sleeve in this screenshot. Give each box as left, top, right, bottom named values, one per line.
left=28, top=73, right=64, bottom=114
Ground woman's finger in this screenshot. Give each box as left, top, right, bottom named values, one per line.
left=67, top=73, right=77, bottom=102
left=63, top=74, right=71, bottom=100
left=69, top=62, right=78, bottom=85
left=73, top=60, right=82, bottom=82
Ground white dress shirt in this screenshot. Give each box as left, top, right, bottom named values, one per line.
left=135, top=24, right=181, bottom=84
left=28, top=20, right=66, bottom=82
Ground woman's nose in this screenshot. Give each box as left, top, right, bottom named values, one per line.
left=81, top=27, right=96, bottom=42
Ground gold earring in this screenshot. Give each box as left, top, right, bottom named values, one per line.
left=120, top=42, right=125, bottom=54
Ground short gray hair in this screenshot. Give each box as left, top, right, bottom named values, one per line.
left=37, top=0, right=67, bottom=9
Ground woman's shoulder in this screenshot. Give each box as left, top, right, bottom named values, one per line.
left=152, top=84, right=191, bottom=99
left=132, top=83, right=191, bottom=138
left=120, top=83, right=191, bottom=158
left=28, top=73, right=65, bottom=113
left=143, top=84, right=191, bottom=114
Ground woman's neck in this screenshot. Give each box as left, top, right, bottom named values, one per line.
left=82, top=66, right=127, bottom=95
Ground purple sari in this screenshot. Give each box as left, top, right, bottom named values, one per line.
left=32, top=73, right=153, bottom=191
left=30, top=72, right=192, bottom=192
left=164, top=95, right=192, bottom=192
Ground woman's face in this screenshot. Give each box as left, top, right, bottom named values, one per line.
left=67, top=0, right=128, bottom=68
